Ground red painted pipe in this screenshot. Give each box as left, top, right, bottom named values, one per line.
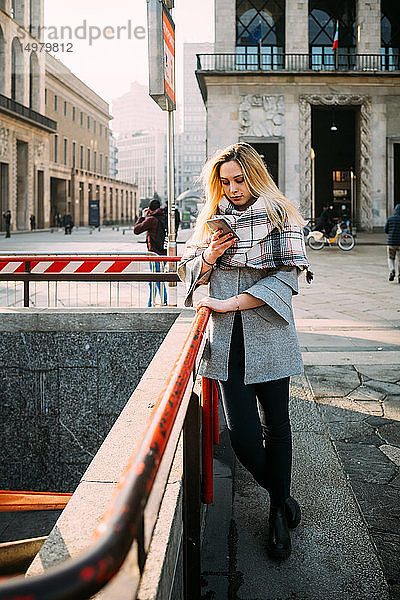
left=201, top=377, right=214, bottom=504
left=212, top=380, right=219, bottom=445
left=0, top=255, right=182, bottom=263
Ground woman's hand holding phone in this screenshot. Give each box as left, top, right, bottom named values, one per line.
left=203, top=229, right=237, bottom=265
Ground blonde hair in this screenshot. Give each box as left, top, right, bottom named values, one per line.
left=192, top=142, right=306, bottom=243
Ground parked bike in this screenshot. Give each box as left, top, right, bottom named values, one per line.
left=307, top=223, right=355, bottom=251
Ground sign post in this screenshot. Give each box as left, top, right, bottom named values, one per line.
left=147, top=0, right=177, bottom=305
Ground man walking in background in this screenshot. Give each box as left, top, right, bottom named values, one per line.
left=134, top=198, right=168, bottom=306
left=385, top=203, right=400, bottom=282
left=2, top=209, right=11, bottom=238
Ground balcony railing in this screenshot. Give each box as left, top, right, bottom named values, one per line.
left=196, top=52, right=400, bottom=73
left=0, top=94, right=57, bottom=132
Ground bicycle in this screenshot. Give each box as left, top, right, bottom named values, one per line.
left=307, top=223, right=355, bottom=251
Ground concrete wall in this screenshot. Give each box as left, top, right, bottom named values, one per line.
left=0, top=309, right=180, bottom=492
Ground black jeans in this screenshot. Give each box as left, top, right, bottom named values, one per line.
left=218, top=312, right=292, bottom=506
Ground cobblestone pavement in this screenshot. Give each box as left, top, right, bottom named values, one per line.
left=202, top=242, right=400, bottom=600
left=296, top=245, right=400, bottom=600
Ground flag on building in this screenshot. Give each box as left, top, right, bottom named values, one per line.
left=250, top=21, right=262, bottom=46
left=332, top=20, right=339, bottom=51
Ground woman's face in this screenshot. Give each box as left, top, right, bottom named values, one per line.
left=219, top=160, right=253, bottom=208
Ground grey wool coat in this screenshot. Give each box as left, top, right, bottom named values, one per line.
left=178, top=254, right=304, bottom=384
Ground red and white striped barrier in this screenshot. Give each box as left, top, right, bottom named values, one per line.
left=0, top=255, right=181, bottom=275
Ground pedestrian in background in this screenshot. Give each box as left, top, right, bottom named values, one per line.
left=63, top=213, right=73, bottom=235
left=178, top=143, right=312, bottom=561
left=385, top=203, right=400, bottom=283
left=314, top=204, right=334, bottom=237
left=2, top=209, right=11, bottom=238
left=30, top=214, right=36, bottom=230
left=134, top=198, right=167, bottom=306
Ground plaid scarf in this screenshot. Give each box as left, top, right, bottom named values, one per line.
left=217, top=197, right=312, bottom=280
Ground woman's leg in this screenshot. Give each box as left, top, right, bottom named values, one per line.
left=218, top=313, right=269, bottom=489
left=254, top=378, right=292, bottom=507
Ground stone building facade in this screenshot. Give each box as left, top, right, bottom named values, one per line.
left=196, top=0, right=400, bottom=230
left=45, top=55, right=138, bottom=227
left=0, top=0, right=137, bottom=231
left=0, top=0, right=54, bottom=230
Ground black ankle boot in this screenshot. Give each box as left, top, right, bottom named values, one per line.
left=285, top=496, right=301, bottom=529
left=267, top=504, right=291, bottom=561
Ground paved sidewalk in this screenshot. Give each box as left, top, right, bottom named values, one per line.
left=201, top=245, right=400, bottom=600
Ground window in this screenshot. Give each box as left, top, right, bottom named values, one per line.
left=72, top=141, right=76, bottom=168
left=80, top=145, right=84, bottom=169
left=63, top=138, right=68, bottom=166
left=100, top=124, right=103, bottom=136
left=93, top=120, right=96, bottom=134
left=54, top=94, right=57, bottom=111
left=54, top=134, right=58, bottom=162
left=64, top=101, right=67, bottom=116
left=72, top=107, right=76, bottom=121
left=381, top=0, right=400, bottom=70
left=308, top=1, right=356, bottom=70
left=100, top=153, right=103, bottom=174
left=45, top=88, right=47, bottom=104
left=105, top=156, right=108, bottom=175
left=87, top=148, right=91, bottom=171
left=94, top=151, right=97, bottom=172
left=87, top=116, right=90, bottom=129
left=236, top=0, right=285, bottom=69
left=105, top=127, right=108, bottom=138
left=80, top=111, right=83, bottom=126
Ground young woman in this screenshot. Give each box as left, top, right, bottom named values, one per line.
left=178, top=143, right=312, bottom=561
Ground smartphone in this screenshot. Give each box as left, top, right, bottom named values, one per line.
left=206, top=216, right=235, bottom=236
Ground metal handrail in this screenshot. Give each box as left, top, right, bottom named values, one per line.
left=196, top=51, right=400, bottom=72
left=0, top=307, right=211, bottom=600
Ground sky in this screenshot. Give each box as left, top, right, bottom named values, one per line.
left=44, top=0, right=214, bottom=108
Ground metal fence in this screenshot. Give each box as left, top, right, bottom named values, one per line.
left=0, top=253, right=181, bottom=308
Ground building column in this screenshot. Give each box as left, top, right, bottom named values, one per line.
left=82, top=180, right=89, bottom=226
left=215, top=0, right=235, bottom=53
left=357, top=0, right=381, bottom=55
left=285, top=0, right=308, bottom=54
